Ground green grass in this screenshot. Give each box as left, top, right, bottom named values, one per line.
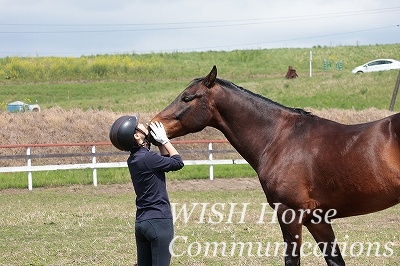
left=0, top=45, right=397, bottom=83
left=1, top=44, right=400, bottom=112
left=0, top=165, right=256, bottom=190
left=1, top=67, right=399, bottom=113
left=0, top=186, right=398, bottom=265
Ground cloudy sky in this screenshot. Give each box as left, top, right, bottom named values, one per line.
left=0, top=0, right=399, bottom=57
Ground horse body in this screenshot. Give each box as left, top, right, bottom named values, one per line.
left=150, top=66, right=400, bottom=265
left=262, top=114, right=400, bottom=218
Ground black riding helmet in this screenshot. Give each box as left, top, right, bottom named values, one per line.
left=109, top=114, right=140, bottom=151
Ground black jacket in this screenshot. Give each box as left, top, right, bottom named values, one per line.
left=127, top=147, right=184, bottom=221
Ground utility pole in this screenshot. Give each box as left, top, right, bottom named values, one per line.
left=389, top=70, right=400, bottom=111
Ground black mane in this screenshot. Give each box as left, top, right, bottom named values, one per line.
left=213, top=77, right=312, bottom=116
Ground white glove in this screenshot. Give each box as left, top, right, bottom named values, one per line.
left=150, top=121, right=169, bottom=145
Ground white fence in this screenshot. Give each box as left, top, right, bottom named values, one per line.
left=0, top=140, right=247, bottom=190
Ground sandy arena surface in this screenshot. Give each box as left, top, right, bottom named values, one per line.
left=0, top=177, right=261, bottom=195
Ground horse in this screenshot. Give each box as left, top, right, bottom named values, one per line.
left=149, top=66, right=400, bottom=265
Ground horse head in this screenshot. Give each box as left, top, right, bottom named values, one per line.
left=150, top=65, right=218, bottom=141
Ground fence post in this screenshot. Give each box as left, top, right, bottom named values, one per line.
left=92, top=145, right=98, bottom=186
left=27, top=147, right=33, bottom=190
left=309, top=50, right=312, bottom=77
left=208, top=142, right=214, bottom=180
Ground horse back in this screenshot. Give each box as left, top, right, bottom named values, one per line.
left=314, top=113, right=400, bottom=215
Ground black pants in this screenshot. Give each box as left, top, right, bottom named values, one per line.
left=135, top=218, right=174, bottom=266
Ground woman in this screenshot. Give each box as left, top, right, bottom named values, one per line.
left=109, top=114, right=184, bottom=266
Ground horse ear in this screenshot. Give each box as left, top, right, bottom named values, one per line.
left=202, top=65, right=217, bottom=88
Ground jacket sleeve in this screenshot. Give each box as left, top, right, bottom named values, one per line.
left=145, top=152, right=184, bottom=172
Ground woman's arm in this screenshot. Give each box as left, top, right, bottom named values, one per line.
left=158, top=142, right=179, bottom=157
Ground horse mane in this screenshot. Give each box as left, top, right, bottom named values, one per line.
left=200, top=77, right=312, bottom=116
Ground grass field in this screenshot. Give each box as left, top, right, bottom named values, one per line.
left=0, top=182, right=398, bottom=265
left=0, top=164, right=257, bottom=189
left=1, top=44, right=400, bottom=113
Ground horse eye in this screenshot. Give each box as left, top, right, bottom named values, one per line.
left=182, top=95, right=195, bottom=103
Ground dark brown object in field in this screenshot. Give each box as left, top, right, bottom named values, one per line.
left=285, top=65, right=298, bottom=79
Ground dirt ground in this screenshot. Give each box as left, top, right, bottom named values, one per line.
left=80, top=177, right=262, bottom=194
left=97, top=177, right=262, bottom=193
left=101, top=177, right=261, bottom=194
left=167, top=177, right=260, bottom=191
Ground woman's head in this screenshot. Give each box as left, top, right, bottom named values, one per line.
left=110, top=114, right=150, bottom=151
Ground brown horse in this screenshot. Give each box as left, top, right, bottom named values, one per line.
left=150, top=66, right=400, bottom=266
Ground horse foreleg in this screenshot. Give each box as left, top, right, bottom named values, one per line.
left=277, top=209, right=303, bottom=266
left=305, top=222, right=345, bottom=266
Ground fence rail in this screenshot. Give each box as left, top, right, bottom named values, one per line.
left=0, top=140, right=247, bottom=190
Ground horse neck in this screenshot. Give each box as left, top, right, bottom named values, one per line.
left=211, top=87, right=286, bottom=170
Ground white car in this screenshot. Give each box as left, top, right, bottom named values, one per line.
left=351, top=59, right=400, bottom=74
